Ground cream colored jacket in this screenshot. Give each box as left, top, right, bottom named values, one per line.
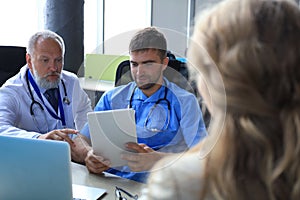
left=139, top=152, right=206, bottom=200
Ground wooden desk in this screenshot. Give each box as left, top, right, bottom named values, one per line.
left=71, top=162, right=145, bottom=199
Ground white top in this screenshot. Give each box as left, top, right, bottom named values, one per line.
left=0, top=65, right=92, bottom=138
left=139, top=151, right=207, bottom=200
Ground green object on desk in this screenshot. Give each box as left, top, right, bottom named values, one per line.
left=85, top=54, right=129, bottom=81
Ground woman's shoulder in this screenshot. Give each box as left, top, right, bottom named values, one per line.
left=142, top=152, right=206, bottom=200
left=155, top=152, right=205, bottom=175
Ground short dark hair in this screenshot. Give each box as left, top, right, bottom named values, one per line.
left=129, top=27, right=167, bottom=60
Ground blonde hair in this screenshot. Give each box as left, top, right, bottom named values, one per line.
left=187, top=0, right=300, bottom=199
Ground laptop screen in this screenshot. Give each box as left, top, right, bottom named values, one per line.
left=0, top=136, right=73, bottom=199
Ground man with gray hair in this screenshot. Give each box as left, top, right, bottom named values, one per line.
left=0, top=30, right=92, bottom=163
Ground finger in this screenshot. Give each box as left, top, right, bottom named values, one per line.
left=55, top=132, right=75, bottom=146
left=136, top=143, right=154, bottom=153
left=125, top=142, right=148, bottom=153
left=127, top=161, right=146, bottom=172
left=142, top=146, right=154, bottom=153
left=85, top=155, right=110, bottom=173
left=48, top=132, right=63, bottom=140
left=87, top=150, right=111, bottom=166
left=87, top=149, right=94, bottom=157
left=121, top=153, right=140, bottom=162
left=86, top=161, right=109, bottom=173
left=54, top=134, right=64, bottom=141
left=60, top=129, right=79, bottom=135
left=138, top=143, right=148, bottom=148
left=63, top=137, right=76, bottom=146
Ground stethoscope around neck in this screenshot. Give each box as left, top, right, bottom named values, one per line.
left=128, top=85, right=171, bottom=132
left=26, top=69, right=70, bottom=129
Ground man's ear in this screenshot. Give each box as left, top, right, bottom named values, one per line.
left=162, top=56, right=169, bottom=71
left=26, top=53, right=33, bottom=70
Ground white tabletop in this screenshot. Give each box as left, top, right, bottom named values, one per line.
left=79, top=77, right=115, bottom=92
left=71, top=162, right=145, bottom=199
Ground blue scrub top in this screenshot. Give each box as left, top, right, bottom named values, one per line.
left=81, top=78, right=207, bottom=182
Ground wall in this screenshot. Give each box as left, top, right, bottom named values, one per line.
left=151, top=0, right=189, bottom=57
left=151, top=0, right=222, bottom=58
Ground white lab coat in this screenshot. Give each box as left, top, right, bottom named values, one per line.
left=0, top=65, right=92, bottom=138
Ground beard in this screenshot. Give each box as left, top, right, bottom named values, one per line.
left=137, top=82, right=156, bottom=90
left=135, top=74, right=161, bottom=90
left=32, top=66, right=61, bottom=90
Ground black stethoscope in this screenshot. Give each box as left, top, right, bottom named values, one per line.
left=26, top=69, right=70, bottom=129
left=128, top=84, right=171, bottom=132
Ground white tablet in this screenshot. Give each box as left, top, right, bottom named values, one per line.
left=87, top=109, right=137, bottom=167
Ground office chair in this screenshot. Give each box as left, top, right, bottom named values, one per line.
left=0, top=46, right=26, bottom=86
left=114, top=56, right=192, bottom=90
left=114, top=60, right=131, bottom=86
left=114, top=53, right=211, bottom=128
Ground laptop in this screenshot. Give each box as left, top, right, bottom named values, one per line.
left=0, top=135, right=106, bottom=200
left=87, top=109, right=137, bottom=167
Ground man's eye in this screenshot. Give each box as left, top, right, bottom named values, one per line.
left=56, top=58, right=63, bottom=63
left=42, top=59, right=49, bottom=63
left=131, top=63, right=138, bottom=67
left=144, top=62, right=154, bottom=67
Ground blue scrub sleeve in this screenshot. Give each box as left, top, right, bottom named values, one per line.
left=79, top=122, right=90, bottom=139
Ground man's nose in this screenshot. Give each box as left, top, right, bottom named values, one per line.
left=136, top=64, right=145, bottom=75
left=49, top=60, right=58, bottom=71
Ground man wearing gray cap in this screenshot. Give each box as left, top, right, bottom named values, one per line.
left=79, top=27, right=207, bottom=183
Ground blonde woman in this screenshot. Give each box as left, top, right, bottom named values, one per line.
left=140, top=0, right=300, bottom=199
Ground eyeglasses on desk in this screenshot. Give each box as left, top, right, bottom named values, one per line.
left=115, top=186, right=139, bottom=200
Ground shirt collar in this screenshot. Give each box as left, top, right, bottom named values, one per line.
left=130, top=78, right=169, bottom=102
